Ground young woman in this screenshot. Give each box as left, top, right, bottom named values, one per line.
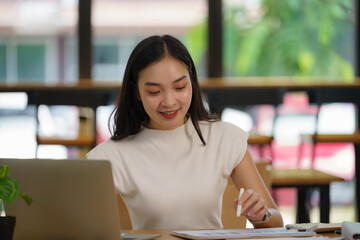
left=87, top=35, right=283, bottom=230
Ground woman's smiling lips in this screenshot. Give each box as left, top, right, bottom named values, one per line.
left=160, top=109, right=179, bottom=119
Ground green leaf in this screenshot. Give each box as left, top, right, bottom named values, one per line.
left=184, top=20, right=207, bottom=68
left=20, top=193, right=33, bottom=206
left=0, top=165, right=10, bottom=179
left=0, top=165, right=32, bottom=208
left=298, top=51, right=315, bottom=74
left=0, top=178, right=19, bottom=205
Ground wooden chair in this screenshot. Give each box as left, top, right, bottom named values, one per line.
left=297, top=102, right=359, bottom=168
left=221, top=178, right=247, bottom=228
left=222, top=161, right=272, bottom=229
left=116, top=161, right=272, bottom=230
left=254, top=161, right=273, bottom=190
left=299, top=130, right=360, bottom=168
left=117, top=194, right=133, bottom=230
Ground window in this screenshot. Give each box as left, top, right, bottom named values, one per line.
left=0, top=45, right=6, bottom=81
left=92, top=0, right=208, bottom=81
left=222, top=0, right=355, bottom=78
left=0, top=0, right=78, bottom=83
left=17, top=44, right=46, bottom=81
left=92, top=38, right=121, bottom=80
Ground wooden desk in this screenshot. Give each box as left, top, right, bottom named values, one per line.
left=1, top=77, right=360, bottom=220
left=248, top=132, right=274, bottom=145
left=301, top=132, right=360, bottom=144
left=272, top=169, right=344, bottom=223
left=121, top=229, right=341, bottom=240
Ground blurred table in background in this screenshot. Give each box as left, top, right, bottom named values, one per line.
left=272, top=168, right=344, bottom=223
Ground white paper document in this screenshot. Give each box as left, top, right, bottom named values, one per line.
left=172, top=228, right=317, bottom=239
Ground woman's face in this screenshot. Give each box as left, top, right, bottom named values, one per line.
left=137, top=56, right=192, bottom=130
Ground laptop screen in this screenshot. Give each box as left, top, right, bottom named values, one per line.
left=0, top=158, right=122, bottom=240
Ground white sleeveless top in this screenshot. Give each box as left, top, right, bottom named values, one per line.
left=87, top=120, right=248, bottom=230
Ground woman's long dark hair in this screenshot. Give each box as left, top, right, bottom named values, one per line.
left=110, top=35, right=217, bottom=145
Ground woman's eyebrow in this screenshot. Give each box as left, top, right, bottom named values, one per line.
left=144, top=75, right=188, bottom=86
left=173, top=75, right=188, bottom=84
left=144, top=81, right=160, bottom=86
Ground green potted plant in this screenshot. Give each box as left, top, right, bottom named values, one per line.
left=0, top=165, right=32, bottom=240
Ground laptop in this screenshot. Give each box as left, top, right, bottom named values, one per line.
left=0, top=158, right=160, bottom=240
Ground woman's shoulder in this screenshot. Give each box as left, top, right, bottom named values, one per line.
left=86, top=138, right=121, bottom=159
left=196, top=120, right=249, bottom=144
left=87, top=132, right=141, bottom=158
left=199, top=120, right=248, bottom=134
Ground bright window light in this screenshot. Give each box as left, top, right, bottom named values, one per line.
left=0, top=92, right=28, bottom=110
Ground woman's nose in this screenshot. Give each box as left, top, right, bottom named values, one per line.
left=162, top=91, right=176, bottom=106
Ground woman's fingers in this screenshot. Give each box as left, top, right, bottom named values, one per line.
left=248, top=202, right=267, bottom=221
left=239, top=189, right=256, bottom=214
left=236, top=189, right=267, bottom=221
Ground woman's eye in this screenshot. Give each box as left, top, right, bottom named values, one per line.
left=148, top=91, right=160, bottom=95
left=176, top=86, right=186, bottom=90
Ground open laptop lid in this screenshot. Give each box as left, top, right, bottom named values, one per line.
left=0, top=158, right=122, bottom=240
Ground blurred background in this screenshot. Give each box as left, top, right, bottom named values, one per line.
left=0, top=0, right=357, bottom=225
